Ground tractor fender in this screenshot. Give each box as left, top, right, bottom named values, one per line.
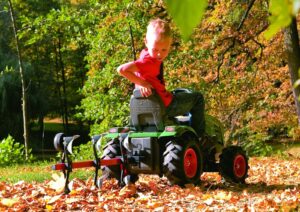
left=159, top=125, right=198, bottom=138
left=105, top=131, right=161, bottom=139
left=104, top=127, right=132, bottom=139
left=205, top=114, right=225, bottom=145
left=104, top=133, right=119, bottom=139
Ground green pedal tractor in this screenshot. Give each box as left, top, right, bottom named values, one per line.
left=52, top=89, right=249, bottom=194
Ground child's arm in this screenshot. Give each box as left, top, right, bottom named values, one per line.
left=117, top=62, right=153, bottom=97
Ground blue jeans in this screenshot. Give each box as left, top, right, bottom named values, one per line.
left=166, top=92, right=205, bottom=136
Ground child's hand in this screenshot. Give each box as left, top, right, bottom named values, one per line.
left=140, top=81, right=153, bottom=97
left=140, top=87, right=152, bottom=97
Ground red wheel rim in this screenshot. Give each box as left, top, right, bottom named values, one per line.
left=233, top=155, right=246, bottom=178
left=184, top=148, right=198, bottom=178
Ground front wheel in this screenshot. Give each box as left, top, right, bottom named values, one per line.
left=219, top=146, right=249, bottom=183
left=163, top=137, right=203, bottom=186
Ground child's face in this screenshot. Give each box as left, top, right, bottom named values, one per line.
left=145, top=36, right=172, bottom=61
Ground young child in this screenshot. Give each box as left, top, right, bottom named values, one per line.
left=117, top=18, right=205, bottom=137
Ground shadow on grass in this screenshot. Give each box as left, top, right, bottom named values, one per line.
left=201, top=180, right=299, bottom=194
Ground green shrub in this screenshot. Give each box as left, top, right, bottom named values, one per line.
left=0, top=135, right=33, bottom=166
left=56, top=140, right=104, bottom=161
left=288, top=126, right=300, bottom=140
left=241, top=134, right=273, bottom=156
left=72, top=141, right=95, bottom=161
left=233, top=126, right=274, bottom=156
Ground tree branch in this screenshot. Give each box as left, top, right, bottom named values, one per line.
left=212, top=0, right=257, bottom=83
left=237, top=0, right=256, bottom=31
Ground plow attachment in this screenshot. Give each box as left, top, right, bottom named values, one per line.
left=51, top=133, right=122, bottom=194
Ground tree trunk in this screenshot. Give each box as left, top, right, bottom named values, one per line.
left=284, top=17, right=300, bottom=124
left=54, top=42, right=65, bottom=130
left=7, top=0, right=30, bottom=159
left=57, top=35, right=69, bottom=133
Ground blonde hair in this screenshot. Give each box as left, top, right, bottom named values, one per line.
left=146, top=18, right=172, bottom=41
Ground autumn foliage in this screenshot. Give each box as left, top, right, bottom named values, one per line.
left=78, top=0, right=300, bottom=148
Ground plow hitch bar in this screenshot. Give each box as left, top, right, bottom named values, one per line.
left=52, top=133, right=121, bottom=194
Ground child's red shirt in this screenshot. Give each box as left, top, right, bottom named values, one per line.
left=134, top=49, right=173, bottom=107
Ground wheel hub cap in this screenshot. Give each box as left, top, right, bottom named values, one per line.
left=234, top=154, right=246, bottom=178
left=184, top=148, right=198, bottom=178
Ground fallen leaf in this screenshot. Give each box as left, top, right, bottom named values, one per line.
left=147, top=201, right=164, bottom=209
left=46, top=204, right=53, bottom=211
left=0, top=198, right=19, bottom=207
left=203, top=198, right=214, bottom=206
left=215, top=191, right=232, bottom=201
left=119, top=184, right=137, bottom=198
left=46, top=194, right=63, bottom=205
left=47, top=173, right=66, bottom=193
left=66, top=197, right=80, bottom=204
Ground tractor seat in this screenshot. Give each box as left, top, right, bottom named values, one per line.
left=174, top=114, right=191, bottom=126
left=171, top=88, right=192, bottom=126
left=130, top=89, right=165, bottom=132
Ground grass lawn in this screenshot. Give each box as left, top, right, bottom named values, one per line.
left=0, top=161, right=94, bottom=184
left=31, top=121, right=89, bottom=133
left=0, top=119, right=94, bottom=184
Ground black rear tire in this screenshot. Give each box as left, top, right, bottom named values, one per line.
left=219, top=146, right=249, bottom=183
left=163, top=137, right=203, bottom=186
left=101, top=139, right=121, bottom=179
